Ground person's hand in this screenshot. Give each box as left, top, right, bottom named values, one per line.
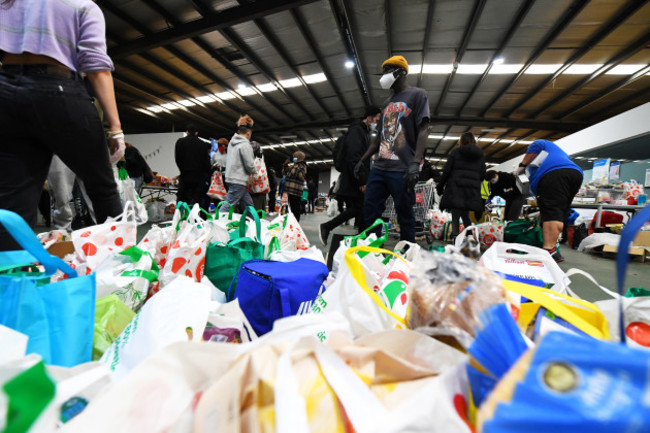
left=108, top=132, right=125, bottom=164
left=406, top=161, right=419, bottom=190
left=354, top=160, right=365, bottom=180
left=360, top=185, right=366, bottom=193
left=513, top=165, right=525, bottom=176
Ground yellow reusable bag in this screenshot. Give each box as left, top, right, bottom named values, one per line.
left=504, top=280, right=609, bottom=340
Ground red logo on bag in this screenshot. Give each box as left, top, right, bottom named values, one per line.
left=387, top=270, right=408, bottom=284
left=483, top=234, right=497, bottom=247
left=196, top=258, right=205, bottom=281
left=81, top=243, right=97, bottom=257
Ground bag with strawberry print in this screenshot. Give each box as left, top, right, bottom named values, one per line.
left=207, top=170, right=227, bottom=200
left=269, top=211, right=310, bottom=251
left=623, top=180, right=644, bottom=200
left=136, top=202, right=192, bottom=270
left=247, top=157, right=270, bottom=194
left=428, top=209, right=450, bottom=240
left=475, top=218, right=505, bottom=250
left=159, top=204, right=211, bottom=286
left=71, top=201, right=138, bottom=274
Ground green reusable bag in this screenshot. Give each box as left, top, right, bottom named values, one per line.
left=204, top=206, right=264, bottom=301
left=92, top=295, right=135, bottom=361
left=504, top=218, right=543, bottom=247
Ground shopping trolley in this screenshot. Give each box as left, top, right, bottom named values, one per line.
left=381, top=181, right=437, bottom=242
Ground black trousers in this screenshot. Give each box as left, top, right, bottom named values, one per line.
left=451, top=209, right=472, bottom=237
left=0, top=68, right=121, bottom=250
left=177, top=174, right=208, bottom=208
left=504, top=194, right=525, bottom=221
left=288, top=194, right=303, bottom=222
left=323, top=195, right=364, bottom=233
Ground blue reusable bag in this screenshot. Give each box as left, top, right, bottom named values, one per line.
left=234, top=258, right=329, bottom=336
left=0, top=210, right=95, bottom=367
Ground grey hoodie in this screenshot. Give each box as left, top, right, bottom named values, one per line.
left=225, top=133, right=256, bottom=185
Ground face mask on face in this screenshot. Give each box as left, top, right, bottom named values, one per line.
left=293, top=157, right=298, bottom=163
left=491, top=178, right=498, bottom=184
left=379, top=70, right=399, bottom=89
left=369, top=122, right=377, bottom=131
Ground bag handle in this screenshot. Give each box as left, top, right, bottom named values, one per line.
left=503, top=280, right=609, bottom=340
left=344, top=246, right=407, bottom=326
left=0, top=210, right=77, bottom=278
left=565, top=268, right=619, bottom=300
left=257, top=209, right=266, bottom=220
left=349, top=219, right=387, bottom=247
left=217, top=201, right=235, bottom=221
left=267, top=236, right=281, bottom=259
left=172, top=201, right=191, bottom=231
left=616, top=204, right=650, bottom=342
left=238, top=206, right=262, bottom=241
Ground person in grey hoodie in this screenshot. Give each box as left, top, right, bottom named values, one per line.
left=220, top=115, right=257, bottom=212
left=437, top=132, right=486, bottom=240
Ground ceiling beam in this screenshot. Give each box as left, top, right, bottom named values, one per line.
left=486, top=130, right=539, bottom=158
left=329, top=0, right=372, bottom=106
left=291, top=8, right=352, bottom=116
left=502, top=0, right=647, bottom=118
left=455, top=0, right=536, bottom=116
left=434, top=0, right=487, bottom=115
left=529, top=29, right=650, bottom=118
left=417, top=1, right=436, bottom=88
left=478, top=0, right=590, bottom=117
left=590, top=83, right=650, bottom=124
left=556, top=65, right=650, bottom=119
left=106, top=0, right=320, bottom=59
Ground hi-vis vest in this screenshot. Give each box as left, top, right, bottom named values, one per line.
left=481, top=180, right=490, bottom=200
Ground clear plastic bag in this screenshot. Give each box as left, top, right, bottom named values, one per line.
left=406, top=249, right=506, bottom=348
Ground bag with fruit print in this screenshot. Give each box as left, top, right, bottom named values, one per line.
left=428, top=209, right=450, bottom=240
left=159, top=204, right=210, bottom=286
left=270, top=211, right=310, bottom=251
left=71, top=201, right=137, bottom=273
left=247, top=157, right=270, bottom=194
left=475, top=218, right=505, bottom=250
left=136, top=202, right=192, bottom=270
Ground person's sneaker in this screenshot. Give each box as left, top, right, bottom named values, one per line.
left=547, top=247, right=565, bottom=263
left=319, top=224, right=330, bottom=246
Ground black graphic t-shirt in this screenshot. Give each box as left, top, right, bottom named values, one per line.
left=374, top=86, right=430, bottom=172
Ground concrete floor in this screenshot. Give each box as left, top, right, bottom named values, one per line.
left=36, top=209, right=649, bottom=303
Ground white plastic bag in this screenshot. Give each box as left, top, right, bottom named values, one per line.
left=577, top=232, right=621, bottom=252
left=117, top=173, right=148, bottom=225
left=327, top=198, right=338, bottom=217
left=145, top=201, right=166, bottom=223
left=100, top=276, right=211, bottom=382
left=269, top=246, right=326, bottom=263
left=480, top=242, right=570, bottom=293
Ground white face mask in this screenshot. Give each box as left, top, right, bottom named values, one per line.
left=369, top=122, right=377, bottom=131
left=379, top=71, right=398, bottom=89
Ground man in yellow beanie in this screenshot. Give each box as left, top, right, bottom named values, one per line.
left=355, top=55, right=430, bottom=242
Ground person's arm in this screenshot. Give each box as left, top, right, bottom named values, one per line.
left=359, top=133, right=379, bottom=163
left=413, top=120, right=429, bottom=164
left=241, top=145, right=257, bottom=175
left=86, top=71, right=124, bottom=162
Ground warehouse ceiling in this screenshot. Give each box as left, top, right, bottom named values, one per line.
left=102, top=0, right=650, bottom=169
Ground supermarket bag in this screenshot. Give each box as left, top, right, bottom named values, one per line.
left=100, top=276, right=211, bottom=382
left=116, top=167, right=148, bottom=224
left=330, top=219, right=388, bottom=277
left=93, top=295, right=135, bottom=360
left=0, top=210, right=96, bottom=367
left=145, top=200, right=166, bottom=223
left=71, top=201, right=138, bottom=274
left=480, top=242, right=570, bottom=293
left=159, top=204, right=210, bottom=286
left=235, top=258, right=329, bottom=336
left=427, top=209, right=450, bottom=240
left=623, top=179, right=644, bottom=200
left=207, top=170, right=227, bottom=200
left=503, top=218, right=543, bottom=247
left=268, top=211, right=310, bottom=251
left=311, top=246, right=407, bottom=341
left=247, top=157, right=270, bottom=194
left=137, top=202, right=192, bottom=269
left=204, top=206, right=264, bottom=299
left=475, top=218, right=505, bottom=249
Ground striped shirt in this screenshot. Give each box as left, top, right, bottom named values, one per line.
left=0, top=0, right=113, bottom=73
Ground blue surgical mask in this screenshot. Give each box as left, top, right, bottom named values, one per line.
left=293, top=157, right=298, bottom=162
left=491, top=178, right=498, bottom=184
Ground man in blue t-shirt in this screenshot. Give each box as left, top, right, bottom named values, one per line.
left=516, top=139, right=583, bottom=262
left=356, top=55, right=430, bottom=242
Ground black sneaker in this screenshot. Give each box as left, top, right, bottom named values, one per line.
left=550, top=248, right=565, bottom=263
left=319, top=224, right=330, bottom=246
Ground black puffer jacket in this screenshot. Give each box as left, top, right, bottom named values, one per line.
left=437, top=144, right=486, bottom=213
left=337, top=120, right=370, bottom=198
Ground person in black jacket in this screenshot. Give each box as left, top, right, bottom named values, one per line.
left=320, top=106, right=381, bottom=245
left=121, top=142, right=152, bottom=193
left=485, top=170, right=525, bottom=221
left=175, top=124, right=211, bottom=206
left=437, top=132, right=486, bottom=240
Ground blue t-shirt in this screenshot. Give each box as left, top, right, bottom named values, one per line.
left=526, top=140, right=582, bottom=195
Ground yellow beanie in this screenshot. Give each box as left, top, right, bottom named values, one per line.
left=382, top=55, right=409, bottom=73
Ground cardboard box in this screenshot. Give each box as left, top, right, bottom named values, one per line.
left=602, top=244, right=646, bottom=263
left=47, top=241, right=75, bottom=259
left=634, top=231, right=650, bottom=247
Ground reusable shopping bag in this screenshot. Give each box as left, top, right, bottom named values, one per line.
left=247, top=157, right=270, bottom=194
left=475, top=218, right=505, bottom=249
left=0, top=210, right=96, bottom=367
left=234, top=258, right=329, bottom=335
left=71, top=201, right=138, bottom=273
left=204, top=206, right=264, bottom=299
left=503, top=218, right=542, bottom=247
left=427, top=208, right=450, bottom=240
left=268, top=211, right=310, bottom=251
left=207, top=170, right=227, bottom=199
left=116, top=167, right=148, bottom=224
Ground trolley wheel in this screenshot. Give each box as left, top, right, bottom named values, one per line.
left=425, top=233, right=433, bottom=245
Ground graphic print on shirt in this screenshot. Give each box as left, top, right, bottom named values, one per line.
left=379, top=102, right=412, bottom=160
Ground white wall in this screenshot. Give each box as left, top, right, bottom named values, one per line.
left=124, top=132, right=185, bottom=177
left=494, top=102, right=650, bottom=172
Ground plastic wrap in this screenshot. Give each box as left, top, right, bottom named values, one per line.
left=406, top=249, right=506, bottom=348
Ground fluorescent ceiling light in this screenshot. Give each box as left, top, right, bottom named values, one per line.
left=564, top=64, right=603, bottom=74
left=428, top=134, right=444, bottom=139
left=279, top=78, right=302, bottom=88
left=457, top=64, right=488, bottom=74
left=303, top=73, right=327, bottom=84
left=422, top=64, right=453, bottom=74
left=196, top=95, right=216, bottom=103
left=344, top=60, right=355, bottom=69
left=518, top=140, right=534, bottom=144
left=236, top=86, right=256, bottom=96
left=161, top=103, right=179, bottom=110
left=147, top=105, right=164, bottom=113
left=525, top=64, right=563, bottom=74
left=256, top=83, right=277, bottom=92
left=605, top=65, right=645, bottom=75
left=492, top=57, right=505, bottom=65
left=489, top=64, right=523, bottom=74
left=215, top=91, right=236, bottom=100
left=177, top=99, right=195, bottom=107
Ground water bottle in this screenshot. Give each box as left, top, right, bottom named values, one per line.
left=208, top=203, right=216, bottom=217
